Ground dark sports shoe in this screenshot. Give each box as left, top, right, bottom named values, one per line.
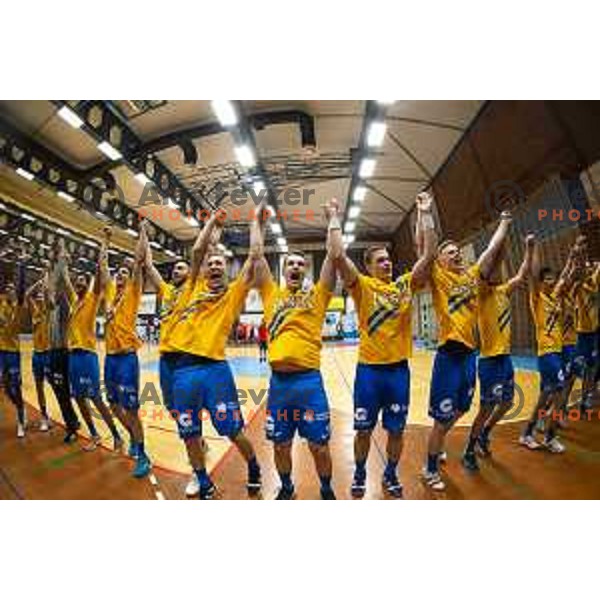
left=320, top=487, right=336, bottom=500
left=476, top=436, right=491, bottom=457
left=199, top=480, right=216, bottom=500
left=382, top=474, right=403, bottom=498
left=275, top=486, right=296, bottom=500
left=247, top=463, right=262, bottom=495
left=350, top=471, right=366, bottom=498
left=63, top=430, right=78, bottom=444
left=462, top=451, right=479, bottom=472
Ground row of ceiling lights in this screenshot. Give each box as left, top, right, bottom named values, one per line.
left=342, top=100, right=395, bottom=246
left=211, top=101, right=287, bottom=253
left=56, top=104, right=205, bottom=259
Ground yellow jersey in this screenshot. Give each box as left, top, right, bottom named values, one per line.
left=478, top=282, right=511, bottom=357
left=30, top=299, right=50, bottom=352
left=260, top=278, right=333, bottom=370
left=350, top=273, right=413, bottom=364
left=157, top=279, right=195, bottom=353
left=0, top=298, right=22, bottom=352
left=67, top=288, right=101, bottom=352
left=530, top=288, right=563, bottom=356
left=105, top=279, right=143, bottom=354
left=431, top=261, right=480, bottom=350
left=160, top=277, right=250, bottom=360
left=574, top=271, right=599, bottom=333
left=562, top=290, right=577, bottom=347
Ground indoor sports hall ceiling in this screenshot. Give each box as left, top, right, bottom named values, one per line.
left=0, top=100, right=483, bottom=266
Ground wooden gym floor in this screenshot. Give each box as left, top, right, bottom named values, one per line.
left=1, top=340, right=600, bottom=500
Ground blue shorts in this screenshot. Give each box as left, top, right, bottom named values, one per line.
left=478, top=354, right=515, bottom=405
left=105, top=352, right=140, bottom=410
left=561, top=345, right=577, bottom=380
left=538, top=352, right=565, bottom=393
left=32, top=350, right=50, bottom=381
left=266, top=370, right=331, bottom=444
left=0, top=350, right=21, bottom=398
left=353, top=361, right=410, bottom=433
left=429, top=346, right=477, bottom=423
left=68, top=349, right=100, bottom=400
left=159, top=354, right=175, bottom=411
left=575, top=332, right=598, bottom=377
left=171, top=357, right=244, bottom=440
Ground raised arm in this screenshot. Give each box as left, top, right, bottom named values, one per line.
left=411, top=191, right=438, bottom=289
left=506, top=233, right=535, bottom=294
left=94, top=227, right=111, bottom=296
left=190, top=212, right=223, bottom=283
left=554, top=242, right=584, bottom=298
left=477, top=210, right=513, bottom=279
left=319, top=197, right=342, bottom=291
left=249, top=201, right=274, bottom=289
left=55, top=239, right=76, bottom=304
left=97, top=227, right=112, bottom=295
left=133, top=220, right=148, bottom=287
left=143, top=234, right=166, bottom=291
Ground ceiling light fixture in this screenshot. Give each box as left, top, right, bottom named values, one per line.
left=211, top=100, right=238, bottom=127
left=57, top=105, right=84, bottom=129
left=16, top=168, right=35, bottom=181
left=366, top=121, right=387, bottom=147
left=235, top=145, right=256, bottom=168
left=358, top=158, right=376, bottom=178
left=97, top=141, right=123, bottom=161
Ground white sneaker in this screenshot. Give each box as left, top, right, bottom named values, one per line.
left=439, top=451, right=448, bottom=463
left=421, top=468, right=446, bottom=491
left=543, top=437, right=565, bottom=454
left=519, top=434, right=541, bottom=450
left=185, top=476, right=200, bottom=497
left=40, top=418, right=50, bottom=432
left=17, top=423, right=25, bottom=438
left=83, top=435, right=101, bottom=452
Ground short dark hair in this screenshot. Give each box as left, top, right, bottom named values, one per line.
left=363, top=245, right=388, bottom=266
left=284, top=250, right=306, bottom=267
left=437, top=239, right=458, bottom=254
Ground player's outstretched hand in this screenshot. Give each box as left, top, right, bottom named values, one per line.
left=322, top=197, right=340, bottom=221
left=416, top=191, right=433, bottom=212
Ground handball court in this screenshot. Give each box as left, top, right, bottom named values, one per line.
left=2, top=341, right=600, bottom=500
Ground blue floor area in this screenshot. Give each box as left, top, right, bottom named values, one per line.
left=141, top=349, right=539, bottom=374
left=141, top=355, right=271, bottom=377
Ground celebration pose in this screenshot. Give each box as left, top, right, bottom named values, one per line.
left=55, top=238, right=122, bottom=451
left=423, top=211, right=512, bottom=491
left=145, top=212, right=261, bottom=499
left=464, top=234, right=534, bottom=468
left=25, top=273, right=53, bottom=432
left=100, top=225, right=151, bottom=477
left=520, top=241, right=581, bottom=452
left=253, top=199, right=340, bottom=499
left=573, top=246, right=599, bottom=410
left=0, top=250, right=27, bottom=437
left=334, top=192, right=437, bottom=498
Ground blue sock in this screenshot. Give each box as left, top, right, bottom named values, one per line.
left=135, top=442, right=146, bottom=458
left=280, top=472, right=293, bottom=490
left=248, top=456, right=260, bottom=475
left=427, top=453, right=439, bottom=474
left=355, top=459, right=366, bottom=475
left=194, top=468, right=211, bottom=488
left=319, top=474, right=332, bottom=491
left=384, top=460, right=398, bottom=479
